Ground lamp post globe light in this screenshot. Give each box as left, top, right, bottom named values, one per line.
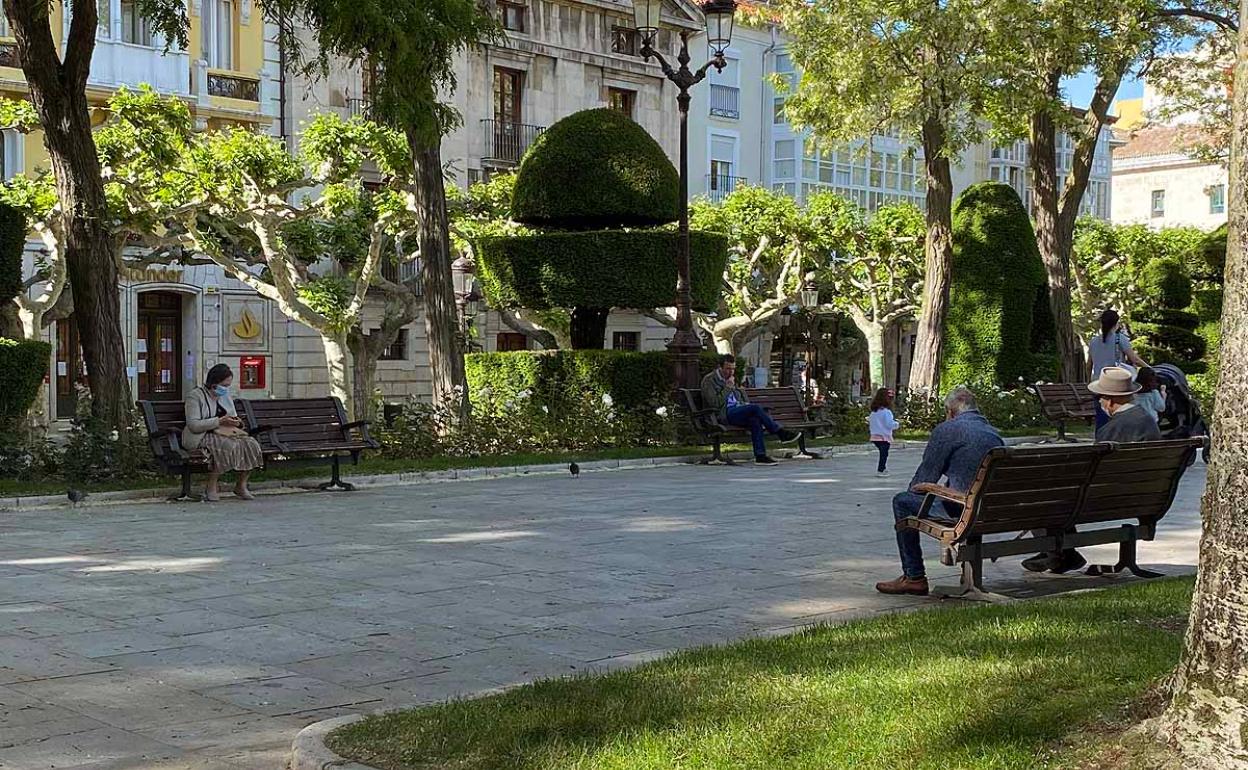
left=628, top=0, right=738, bottom=392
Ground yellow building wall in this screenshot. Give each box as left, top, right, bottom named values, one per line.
left=1115, top=98, right=1145, bottom=131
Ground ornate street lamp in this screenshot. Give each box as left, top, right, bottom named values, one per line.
left=629, top=0, right=738, bottom=392
left=451, top=254, right=484, bottom=351
left=799, top=273, right=820, bottom=310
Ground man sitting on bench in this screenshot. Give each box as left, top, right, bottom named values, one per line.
left=1021, top=366, right=1162, bottom=574
left=876, top=387, right=1004, bottom=596
left=700, top=355, right=800, bottom=466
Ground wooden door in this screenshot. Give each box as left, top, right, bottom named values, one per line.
left=137, top=292, right=183, bottom=402
left=54, top=316, right=85, bottom=419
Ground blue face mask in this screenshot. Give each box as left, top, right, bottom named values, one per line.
left=213, top=385, right=230, bottom=398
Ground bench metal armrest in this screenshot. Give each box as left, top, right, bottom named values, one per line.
left=342, top=420, right=380, bottom=448
left=911, top=483, right=967, bottom=504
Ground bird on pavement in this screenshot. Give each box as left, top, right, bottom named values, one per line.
left=67, top=489, right=87, bottom=508
left=569, top=462, right=580, bottom=479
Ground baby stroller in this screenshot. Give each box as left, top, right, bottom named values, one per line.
left=1154, top=363, right=1211, bottom=462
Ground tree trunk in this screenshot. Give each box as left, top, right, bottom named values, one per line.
left=347, top=334, right=380, bottom=424
left=909, top=114, right=954, bottom=394
left=320, top=332, right=353, bottom=417
left=862, top=320, right=886, bottom=389
left=710, top=327, right=734, bottom=356
left=5, top=0, right=131, bottom=428
left=570, top=307, right=609, bottom=349
left=1156, top=7, right=1248, bottom=762
left=1029, top=71, right=1086, bottom=383
left=408, top=131, right=469, bottom=422
left=0, top=301, right=20, bottom=338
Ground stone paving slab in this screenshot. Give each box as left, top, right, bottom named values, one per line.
left=0, top=447, right=1205, bottom=769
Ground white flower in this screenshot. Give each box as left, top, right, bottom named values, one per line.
left=541, top=405, right=549, bottom=414
left=655, top=406, right=669, bottom=417
left=516, top=389, right=532, bottom=400
left=108, top=430, right=119, bottom=441
left=602, top=393, right=614, bottom=407
left=504, top=400, right=515, bottom=410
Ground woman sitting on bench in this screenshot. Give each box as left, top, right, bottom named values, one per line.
left=183, top=364, right=263, bottom=502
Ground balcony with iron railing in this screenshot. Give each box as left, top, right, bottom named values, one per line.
left=706, top=174, right=747, bottom=202
left=709, top=84, right=740, bottom=119
left=481, top=119, right=546, bottom=166
left=380, top=258, right=423, bottom=293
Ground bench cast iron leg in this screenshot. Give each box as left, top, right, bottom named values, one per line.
left=318, top=456, right=356, bottom=492
left=168, top=470, right=202, bottom=503
left=1086, top=539, right=1164, bottom=579
left=936, top=559, right=1011, bottom=603
left=703, top=437, right=735, bottom=466
left=791, top=431, right=820, bottom=460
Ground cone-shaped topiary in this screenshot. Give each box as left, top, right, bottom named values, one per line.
left=943, top=182, right=1056, bottom=388
left=512, top=108, right=681, bottom=230
left=0, top=200, right=25, bottom=307
left=1134, top=257, right=1207, bottom=373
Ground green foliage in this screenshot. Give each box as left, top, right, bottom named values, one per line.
left=466, top=350, right=676, bottom=415
left=944, top=182, right=1055, bottom=389
left=691, top=186, right=809, bottom=317
left=512, top=109, right=680, bottom=230
left=779, top=0, right=991, bottom=158
left=894, top=385, right=1045, bottom=433
left=0, top=199, right=26, bottom=303
left=297, top=277, right=356, bottom=332
left=1070, top=218, right=1219, bottom=344
left=1134, top=257, right=1206, bottom=373
left=1140, top=257, right=1193, bottom=309
left=0, top=338, right=49, bottom=427
left=476, top=230, right=728, bottom=313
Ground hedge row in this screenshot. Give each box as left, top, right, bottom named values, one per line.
left=512, top=109, right=681, bottom=230
left=465, top=349, right=723, bottom=415
left=476, top=229, right=728, bottom=314
left=943, top=182, right=1056, bottom=388
left=0, top=338, right=50, bottom=427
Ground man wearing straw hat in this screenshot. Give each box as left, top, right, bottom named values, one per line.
left=1021, top=366, right=1162, bottom=574
left=1090, top=366, right=1162, bottom=444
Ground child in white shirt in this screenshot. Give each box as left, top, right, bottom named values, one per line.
left=868, top=388, right=900, bottom=477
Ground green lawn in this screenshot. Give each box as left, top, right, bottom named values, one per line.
left=326, top=578, right=1191, bottom=770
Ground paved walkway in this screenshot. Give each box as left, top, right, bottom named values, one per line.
left=0, top=446, right=1205, bottom=769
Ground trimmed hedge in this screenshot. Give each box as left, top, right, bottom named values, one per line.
left=466, top=349, right=723, bottom=415
left=943, top=182, right=1056, bottom=388
left=0, top=338, right=50, bottom=427
left=0, top=200, right=25, bottom=303
left=512, top=109, right=680, bottom=230
left=476, top=229, right=728, bottom=314
left=1135, top=257, right=1206, bottom=373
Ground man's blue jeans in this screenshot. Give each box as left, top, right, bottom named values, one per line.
left=892, top=491, right=962, bottom=579
left=725, top=404, right=781, bottom=457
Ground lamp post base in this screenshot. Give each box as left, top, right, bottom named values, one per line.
left=667, top=328, right=703, bottom=393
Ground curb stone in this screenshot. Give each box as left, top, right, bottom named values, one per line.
left=289, top=714, right=376, bottom=770
left=0, top=437, right=1069, bottom=513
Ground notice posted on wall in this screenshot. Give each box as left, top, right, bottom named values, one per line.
left=136, top=359, right=147, bottom=373
left=57, top=361, right=67, bottom=377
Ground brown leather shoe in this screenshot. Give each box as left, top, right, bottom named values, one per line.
left=875, top=575, right=930, bottom=596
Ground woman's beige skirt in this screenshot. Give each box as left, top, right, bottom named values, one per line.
left=201, top=432, right=264, bottom=474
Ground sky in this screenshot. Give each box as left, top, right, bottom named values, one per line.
left=1063, top=70, right=1145, bottom=113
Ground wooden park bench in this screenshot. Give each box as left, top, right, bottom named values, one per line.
left=896, top=437, right=1204, bottom=600
left=1034, top=383, right=1096, bottom=442
left=237, top=397, right=379, bottom=491
left=138, top=399, right=277, bottom=502
left=680, top=386, right=833, bottom=464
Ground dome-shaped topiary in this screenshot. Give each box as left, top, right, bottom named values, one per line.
left=1134, top=256, right=1205, bottom=372
left=512, top=108, right=680, bottom=230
